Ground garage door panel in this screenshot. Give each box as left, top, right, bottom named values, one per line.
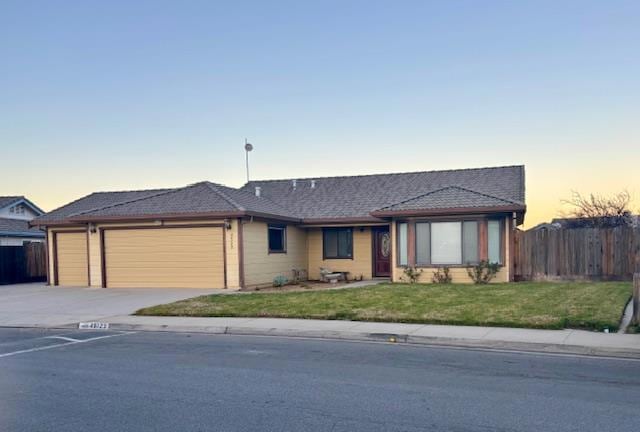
left=56, top=232, right=88, bottom=286
left=104, top=227, right=225, bottom=288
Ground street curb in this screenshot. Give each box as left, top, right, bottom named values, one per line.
left=104, top=322, right=640, bottom=359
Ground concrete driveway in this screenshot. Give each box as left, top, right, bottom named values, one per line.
left=0, top=283, right=224, bottom=328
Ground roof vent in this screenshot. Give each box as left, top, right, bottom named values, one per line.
left=255, top=186, right=261, bottom=197
left=292, top=180, right=297, bottom=190
left=310, top=180, right=316, bottom=189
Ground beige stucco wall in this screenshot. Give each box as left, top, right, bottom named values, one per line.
left=242, top=221, right=307, bottom=287
left=307, top=227, right=372, bottom=280
left=391, top=215, right=511, bottom=284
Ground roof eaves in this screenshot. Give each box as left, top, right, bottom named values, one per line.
left=68, top=210, right=247, bottom=223
left=0, top=230, right=45, bottom=238
left=370, top=204, right=527, bottom=218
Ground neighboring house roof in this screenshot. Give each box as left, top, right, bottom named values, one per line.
left=549, top=215, right=638, bottom=229
left=0, top=196, right=45, bottom=215
left=33, top=165, right=526, bottom=225
left=0, top=218, right=45, bottom=238
left=0, top=196, right=22, bottom=208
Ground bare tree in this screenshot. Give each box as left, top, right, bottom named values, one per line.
left=561, top=190, right=633, bottom=227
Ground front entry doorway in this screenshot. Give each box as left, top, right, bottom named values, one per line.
left=372, top=226, right=391, bottom=277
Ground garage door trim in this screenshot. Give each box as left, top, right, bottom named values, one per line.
left=52, top=229, right=89, bottom=286
left=99, top=223, right=227, bottom=289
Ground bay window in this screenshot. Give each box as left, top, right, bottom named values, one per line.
left=397, top=219, right=499, bottom=266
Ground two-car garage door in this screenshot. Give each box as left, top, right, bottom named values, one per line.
left=102, top=226, right=225, bottom=288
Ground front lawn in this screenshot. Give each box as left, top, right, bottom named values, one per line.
left=136, top=282, right=632, bottom=331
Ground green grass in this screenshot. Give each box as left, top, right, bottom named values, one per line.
left=136, top=282, right=633, bottom=331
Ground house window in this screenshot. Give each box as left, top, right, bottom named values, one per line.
left=431, top=222, right=462, bottom=265
left=410, top=220, right=481, bottom=266
left=415, top=222, right=430, bottom=265
left=488, top=220, right=502, bottom=264
left=397, top=223, right=408, bottom=266
left=268, top=225, right=286, bottom=253
left=323, top=228, right=353, bottom=259
left=462, top=221, right=479, bottom=264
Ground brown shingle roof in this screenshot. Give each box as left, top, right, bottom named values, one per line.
left=373, top=186, right=521, bottom=214
left=34, top=165, right=526, bottom=224
left=244, top=165, right=525, bottom=219
left=32, top=188, right=174, bottom=224
left=36, top=182, right=296, bottom=224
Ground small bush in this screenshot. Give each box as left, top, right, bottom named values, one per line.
left=432, top=267, right=452, bottom=284
left=273, top=275, right=289, bottom=287
left=467, top=261, right=500, bottom=284
left=402, top=267, right=423, bottom=283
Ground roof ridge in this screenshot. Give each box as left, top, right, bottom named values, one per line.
left=201, top=182, right=245, bottom=211
left=68, top=187, right=182, bottom=218
left=377, top=185, right=518, bottom=211
left=92, top=187, right=173, bottom=194
left=244, top=164, right=525, bottom=184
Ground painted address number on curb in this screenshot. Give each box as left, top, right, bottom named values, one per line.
left=78, top=322, right=110, bottom=330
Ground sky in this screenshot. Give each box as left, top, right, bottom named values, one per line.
left=1, top=0, right=638, bottom=228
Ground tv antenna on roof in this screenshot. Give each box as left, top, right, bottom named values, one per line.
left=244, top=139, right=254, bottom=182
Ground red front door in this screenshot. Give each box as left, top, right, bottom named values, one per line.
left=373, top=227, right=391, bottom=277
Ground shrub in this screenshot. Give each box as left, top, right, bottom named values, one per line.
left=432, top=267, right=452, bottom=284
left=467, top=261, right=500, bottom=284
left=273, top=275, right=289, bottom=287
left=402, top=267, right=423, bottom=283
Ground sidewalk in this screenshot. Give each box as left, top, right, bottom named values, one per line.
left=95, top=315, right=640, bottom=359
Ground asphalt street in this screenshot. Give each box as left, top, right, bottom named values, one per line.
left=1, top=328, right=639, bottom=431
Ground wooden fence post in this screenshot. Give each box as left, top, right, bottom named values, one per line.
left=634, top=273, right=640, bottom=324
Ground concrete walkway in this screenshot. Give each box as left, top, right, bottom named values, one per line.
left=97, top=315, right=640, bottom=359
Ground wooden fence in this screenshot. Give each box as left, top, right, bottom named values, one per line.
left=0, top=243, right=47, bottom=285
left=514, top=226, right=640, bottom=281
